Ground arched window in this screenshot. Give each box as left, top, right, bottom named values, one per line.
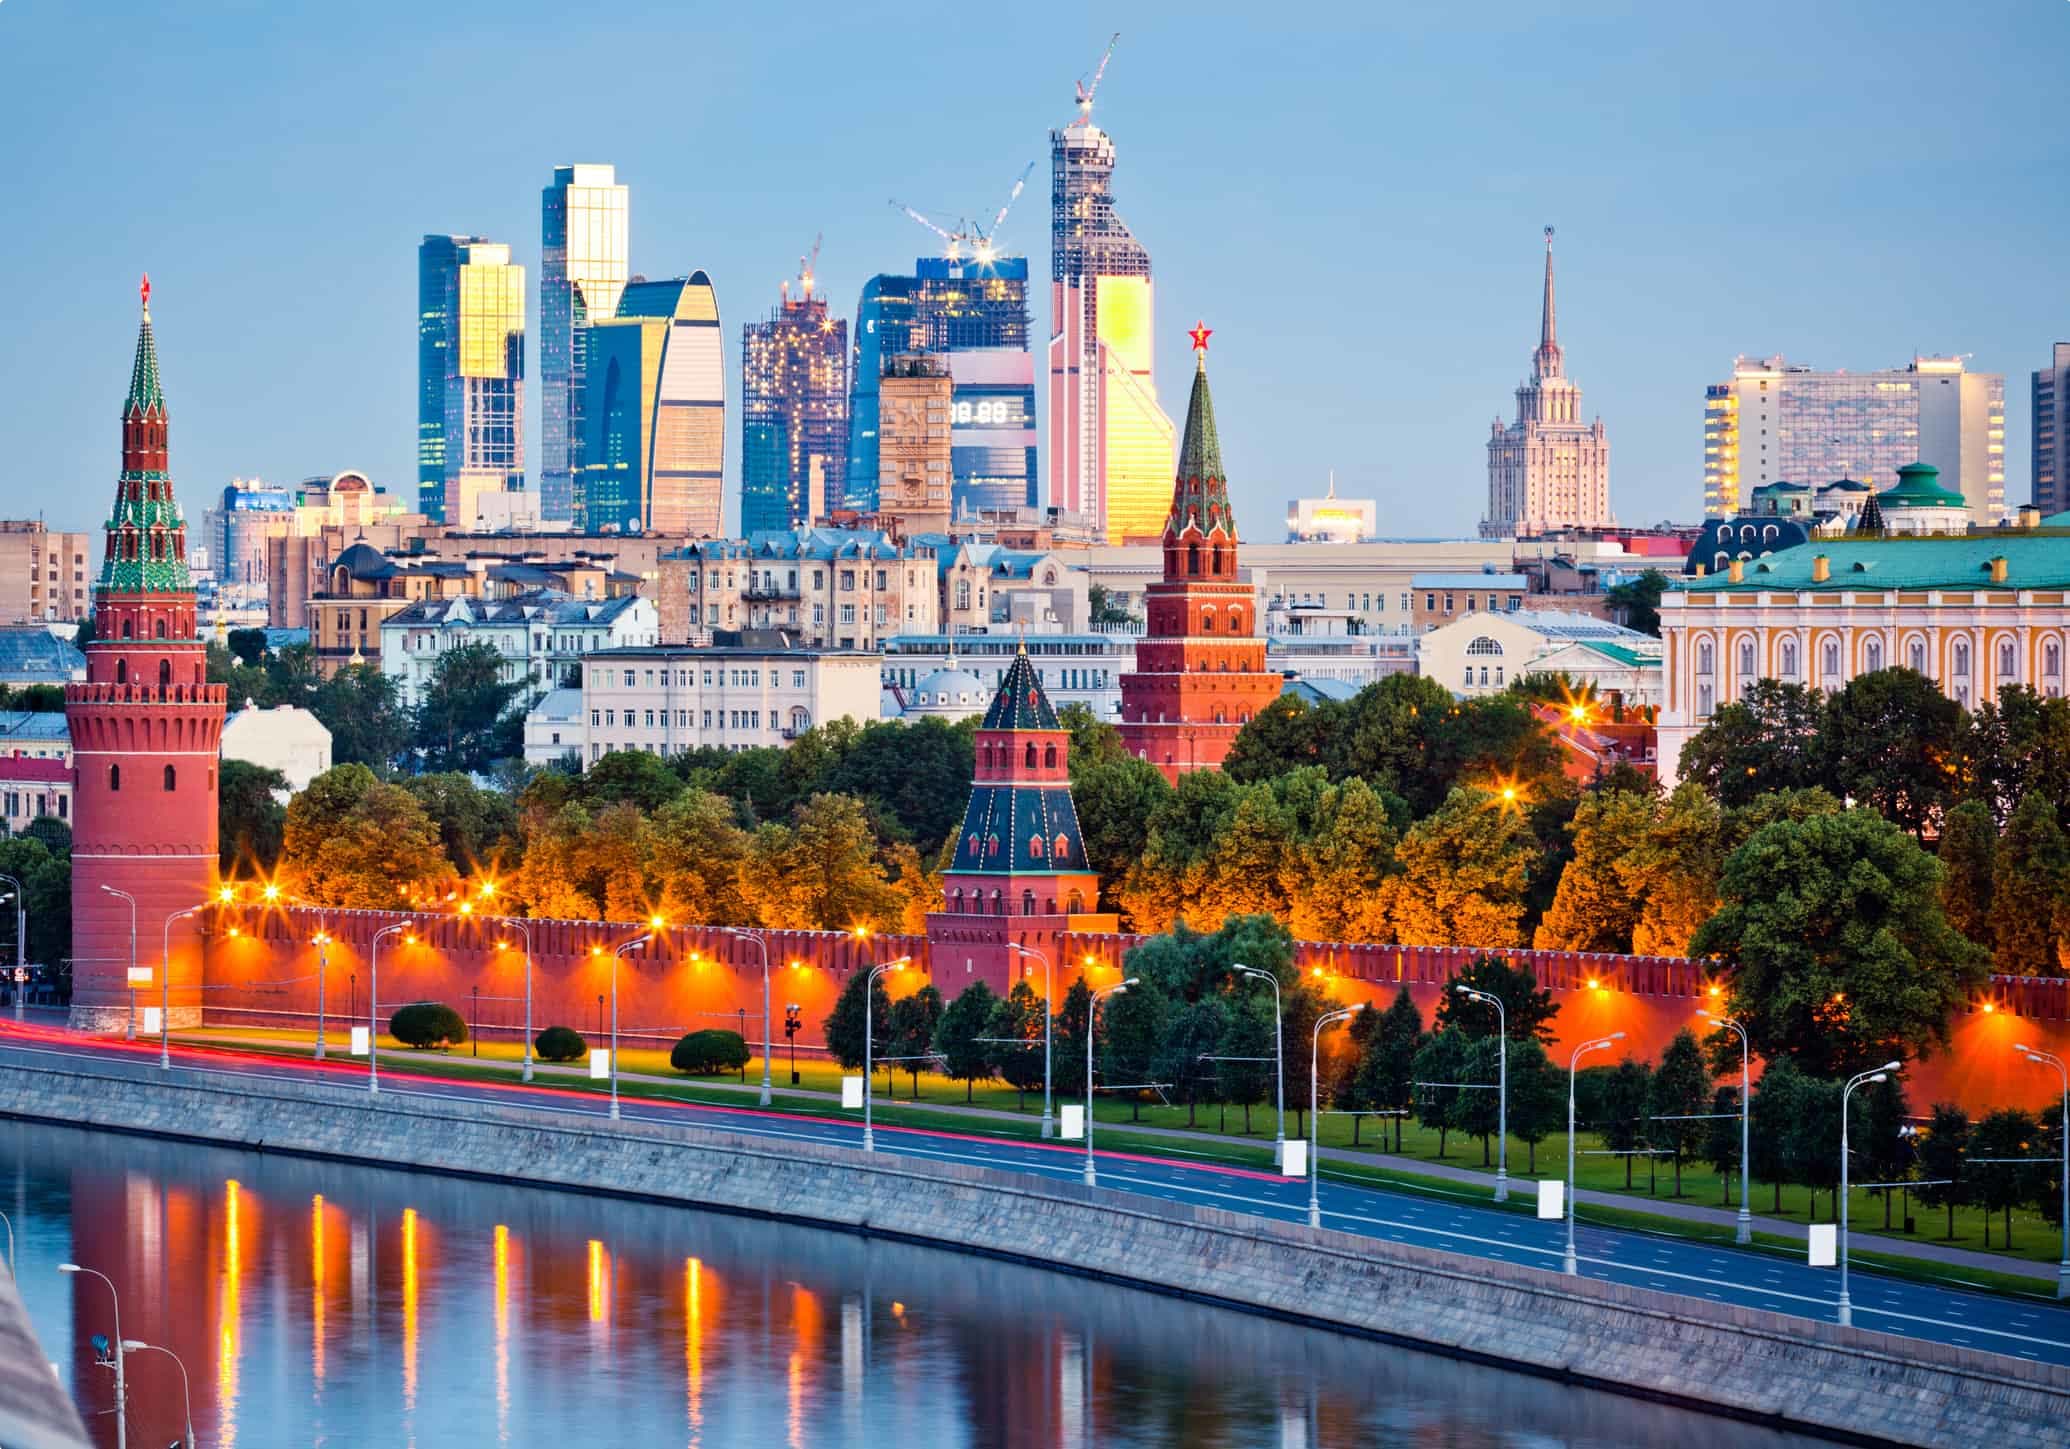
left=1696, top=640, right=1714, bottom=676
left=1998, top=640, right=2016, bottom=678
left=1054, top=833, right=1070, bottom=860
left=1865, top=638, right=1883, bottom=672
left=109, top=764, right=120, bottom=792
left=1822, top=642, right=1840, bottom=676
left=1909, top=641, right=1926, bottom=674
left=1465, top=636, right=1504, bottom=657
left=158, top=659, right=171, bottom=688
left=951, top=888, right=963, bottom=912
left=163, top=764, right=176, bottom=791
left=1738, top=640, right=1755, bottom=676
left=1067, top=889, right=1084, bottom=913
left=154, top=618, right=167, bottom=639
left=1713, top=551, right=1729, bottom=573
left=1043, top=743, right=1057, bottom=769
left=1953, top=641, right=1970, bottom=677
left=1201, top=610, right=1216, bottom=632
left=1022, top=889, right=1036, bottom=916
left=2047, top=640, right=2062, bottom=678
left=989, top=888, right=1003, bottom=914
left=1024, top=742, right=1037, bottom=769
left=1778, top=640, right=1797, bottom=678
left=121, top=618, right=133, bottom=640
left=1028, top=834, right=1045, bottom=858
left=1187, top=542, right=1200, bottom=574
left=115, top=659, right=127, bottom=685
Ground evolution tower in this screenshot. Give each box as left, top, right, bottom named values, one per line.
left=67, top=280, right=226, bottom=1031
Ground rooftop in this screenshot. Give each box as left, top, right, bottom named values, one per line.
left=1411, top=572, right=1529, bottom=590
left=1674, top=532, right=2070, bottom=593
left=0, top=629, right=86, bottom=683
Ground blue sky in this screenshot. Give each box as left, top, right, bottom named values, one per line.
left=1, top=1, right=2064, bottom=539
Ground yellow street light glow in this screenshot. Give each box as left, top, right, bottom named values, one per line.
left=458, top=901, right=474, bottom=917
left=217, top=885, right=236, bottom=904
left=403, top=933, right=417, bottom=946
left=312, top=932, right=330, bottom=946
left=589, top=945, right=604, bottom=958
left=649, top=915, right=666, bottom=930
left=1587, top=976, right=1601, bottom=991
left=1501, top=786, right=1518, bottom=803
left=852, top=925, right=870, bottom=940
left=1982, top=1001, right=1997, bottom=1014
left=226, top=926, right=241, bottom=938
left=1707, top=983, right=1721, bottom=998
left=262, top=884, right=280, bottom=903
left=495, top=940, right=509, bottom=952
left=478, top=881, right=497, bottom=899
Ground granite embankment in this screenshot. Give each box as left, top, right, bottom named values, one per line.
left=0, top=1046, right=2062, bottom=1449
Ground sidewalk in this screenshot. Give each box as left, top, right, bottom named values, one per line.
left=177, top=1029, right=2058, bottom=1287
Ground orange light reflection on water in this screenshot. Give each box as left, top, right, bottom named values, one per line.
left=311, top=1193, right=326, bottom=1385
left=402, top=1207, right=419, bottom=1412
left=685, top=1257, right=705, bottom=1443
left=494, top=1224, right=511, bottom=1445
left=217, top=1178, right=243, bottom=1448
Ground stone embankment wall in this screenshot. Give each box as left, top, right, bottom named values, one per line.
left=0, top=1047, right=2062, bottom=1448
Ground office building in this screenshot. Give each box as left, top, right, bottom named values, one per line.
left=575, top=636, right=881, bottom=763
left=540, top=164, right=631, bottom=524
left=1702, top=354, right=2005, bottom=523
left=382, top=590, right=657, bottom=706
left=0, top=521, right=91, bottom=624
left=741, top=268, right=848, bottom=534
left=1047, top=91, right=1176, bottom=542
left=875, top=354, right=953, bottom=537
left=579, top=272, right=724, bottom=535
left=1418, top=609, right=1661, bottom=706
left=848, top=258, right=1037, bottom=517
left=1483, top=229, right=1612, bottom=538
left=1286, top=478, right=1377, bottom=543
left=2033, top=343, right=2070, bottom=515
left=417, top=235, right=525, bottom=524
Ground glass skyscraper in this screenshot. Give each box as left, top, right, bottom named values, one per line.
left=541, top=165, right=630, bottom=524
left=580, top=272, right=724, bottom=536
left=418, top=235, right=525, bottom=525
left=741, top=277, right=848, bottom=534
left=845, top=258, right=1036, bottom=517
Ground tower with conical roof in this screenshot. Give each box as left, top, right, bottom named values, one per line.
left=66, top=279, right=227, bottom=1030
left=1115, top=325, right=1283, bottom=782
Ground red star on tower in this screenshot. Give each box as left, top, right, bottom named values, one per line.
left=1187, top=320, right=1212, bottom=354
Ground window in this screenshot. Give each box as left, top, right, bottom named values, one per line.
left=109, top=764, right=120, bottom=792
left=1738, top=640, right=1755, bottom=676
left=159, top=659, right=171, bottom=688
left=1022, top=889, right=1036, bottom=917
left=1465, top=636, right=1503, bottom=657
left=1822, top=642, right=1840, bottom=676
left=1998, top=641, right=2016, bottom=679
left=163, top=764, right=176, bottom=791
left=1865, top=638, right=1883, bottom=672
left=1024, top=742, right=1037, bottom=768
left=116, top=659, right=127, bottom=685
left=1909, top=642, right=1926, bottom=673
left=1953, top=641, right=1970, bottom=678
left=1044, top=743, right=1057, bottom=768
left=1778, top=640, right=1797, bottom=678
left=1696, top=640, right=1714, bottom=676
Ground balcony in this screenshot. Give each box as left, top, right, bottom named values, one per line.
left=743, top=582, right=801, bottom=602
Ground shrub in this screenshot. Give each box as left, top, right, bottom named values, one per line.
left=534, top=1025, right=587, bottom=1063
left=671, top=1029, right=750, bottom=1076
left=389, top=1001, right=466, bottom=1050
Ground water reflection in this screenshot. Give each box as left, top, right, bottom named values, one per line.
left=2, top=1119, right=1825, bottom=1449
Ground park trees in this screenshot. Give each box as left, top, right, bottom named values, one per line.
left=1599, top=1057, right=1654, bottom=1191
left=984, top=981, right=1049, bottom=1112
left=1621, top=783, right=1724, bottom=956
left=1431, top=955, right=1559, bottom=1045
left=280, top=763, right=445, bottom=908
left=1648, top=1029, right=1713, bottom=1198
left=1380, top=788, right=1530, bottom=948
left=1533, top=789, right=1652, bottom=952
left=821, top=967, right=892, bottom=1077
left=1994, top=792, right=2070, bottom=975
left=1935, top=799, right=1997, bottom=952
left=1748, top=1059, right=1810, bottom=1214
left=1506, top=1039, right=1564, bottom=1174
left=933, top=981, right=998, bottom=1103
left=739, top=794, right=900, bottom=933
left=1355, top=986, right=1423, bottom=1153
left=1914, top=1103, right=1972, bottom=1241
left=1818, top=668, right=1964, bottom=838
left=217, top=759, right=287, bottom=873
left=1969, top=1108, right=2044, bottom=1249
left=886, top=983, right=944, bottom=1098
left=413, top=641, right=525, bottom=774
left=1702, top=1086, right=1742, bottom=1207
left=1675, top=680, right=1824, bottom=808
left=1411, top=1028, right=1471, bottom=1159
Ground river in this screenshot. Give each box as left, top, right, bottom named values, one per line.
left=0, top=1120, right=1826, bottom=1448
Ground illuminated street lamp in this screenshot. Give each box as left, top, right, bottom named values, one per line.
left=1453, top=983, right=1508, bottom=1202
left=367, top=921, right=411, bottom=1095
left=1565, top=1032, right=1625, bottom=1275
left=1309, top=1004, right=1365, bottom=1227
left=1699, top=1009, right=1753, bottom=1244
left=861, top=955, right=912, bottom=1153
left=121, top=1340, right=192, bottom=1449
left=158, top=902, right=208, bottom=1070
left=1083, top=977, right=1138, bottom=1188
left=608, top=922, right=664, bottom=1122
left=0, top=870, right=27, bottom=1019
left=1232, top=962, right=1286, bottom=1167
left=58, top=1263, right=126, bottom=1449
left=1005, top=942, right=1054, bottom=1138
left=2013, top=1044, right=2070, bottom=1298
left=1838, top=1062, right=1902, bottom=1326
left=718, top=927, right=774, bottom=1106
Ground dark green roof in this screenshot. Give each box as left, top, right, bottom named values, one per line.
left=127, top=316, right=164, bottom=415
left=1166, top=356, right=1236, bottom=538
left=1879, top=462, right=1965, bottom=508
left=980, top=647, right=1060, bottom=730
left=1675, top=533, right=2070, bottom=593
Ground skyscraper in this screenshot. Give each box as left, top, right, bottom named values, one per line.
left=418, top=235, right=525, bottom=525
left=541, top=164, right=630, bottom=524
left=1047, top=86, right=1175, bottom=542
left=1703, top=354, right=2006, bottom=522
left=846, top=258, right=1036, bottom=516
left=579, top=272, right=724, bottom=536
left=741, top=266, right=848, bottom=534
left=1483, top=229, right=1612, bottom=538
left=2033, top=343, right=2070, bottom=515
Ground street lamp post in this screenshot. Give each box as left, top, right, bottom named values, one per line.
left=368, top=921, right=410, bottom=1096
left=609, top=932, right=658, bottom=1122
left=120, top=1340, right=192, bottom=1449
left=58, top=1263, right=125, bottom=1449
left=311, top=926, right=331, bottom=1063
left=1700, top=1010, right=1754, bottom=1244
left=1006, top=942, right=1054, bottom=1138
left=785, top=1003, right=801, bottom=1083
left=2014, top=1044, right=2070, bottom=1299
left=861, top=956, right=912, bottom=1153
left=1310, top=1005, right=1364, bottom=1228
left=100, top=884, right=138, bottom=1041
left=158, top=903, right=206, bottom=1070
left=1565, top=1032, right=1625, bottom=1276
left=1454, top=984, right=1508, bottom=1202
left=1838, top=1061, right=1902, bottom=1327
left=719, top=928, right=774, bottom=1106
left=0, top=871, right=26, bottom=1019
left=1084, top=978, right=1138, bottom=1188
left=1233, top=963, right=1285, bottom=1167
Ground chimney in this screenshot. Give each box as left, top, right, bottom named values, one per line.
left=1811, top=554, right=1830, bottom=583
left=1693, top=562, right=1706, bottom=577
left=2018, top=504, right=2042, bottom=530
left=1990, top=555, right=2009, bottom=584
left=1727, top=559, right=1745, bottom=583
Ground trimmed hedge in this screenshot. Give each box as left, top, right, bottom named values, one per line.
left=671, top=1029, right=750, bottom=1076
left=390, top=1001, right=466, bottom=1050
left=534, top=1025, right=587, bottom=1063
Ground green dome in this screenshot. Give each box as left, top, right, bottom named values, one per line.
left=1878, top=462, right=1965, bottom=509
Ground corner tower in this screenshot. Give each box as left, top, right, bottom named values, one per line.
left=66, top=279, right=226, bottom=1031
left=1115, top=325, right=1282, bottom=781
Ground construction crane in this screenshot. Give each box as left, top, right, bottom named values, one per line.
left=890, top=158, right=1034, bottom=265
left=781, top=232, right=825, bottom=306
left=889, top=199, right=966, bottom=261
left=1075, top=32, right=1119, bottom=121
left=971, top=161, right=1035, bottom=264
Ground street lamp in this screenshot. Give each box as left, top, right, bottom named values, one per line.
left=1084, top=978, right=1137, bottom=1188
left=718, top=927, right=774, bottom=1106
left=1005, top=942, right=1054, bottom=1138
left=58, top=1263, right=126, bottom=1449
left=784, top=1002, right=802, bottom=1084
left=0, top=870, right=26, bottom=1019
left=367, top=921, right=411, bottom=1095
left=1233, top=963, right=1286, bottom=1167
left=1700, top=1009, right=1753, bottom=1244
left=1454, top=983, right=1509, bottom=1202
left=1310, top=1005, right=1365, bottom=1227
left=120, top=1340, right=192, bottom=1449
left=861, top=956, right=912, bottom=1153
left=2014, top=1044, right=2070, bottom=1299
left=158, top=902, right=208, bottom=1070
left=1837, top=1062, right=1901, bottom=1327
left=1565, top=1032, right=1625, bottom=1275
left=100, top=884, right=138, bottom=1041
left=473, top=908, right=534, bottom=1082
left=609, top=927, right=661, bottom=1122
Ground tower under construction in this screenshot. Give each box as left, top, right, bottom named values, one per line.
left=742, top=255, right=849, bottom=534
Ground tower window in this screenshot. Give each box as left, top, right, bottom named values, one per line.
left=109, top=764, right=120, bottom=792
left=164, top=765, right=177, bottom=791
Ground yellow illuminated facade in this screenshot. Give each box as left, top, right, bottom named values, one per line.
left=418, top=236, right=526, bottom=524
left=580, top=272, right=725, bottom=535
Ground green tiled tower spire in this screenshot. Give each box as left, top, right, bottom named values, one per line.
left=1166, top=322, right=1233, bottom=539
left=100, top=274, right=193, bottom=594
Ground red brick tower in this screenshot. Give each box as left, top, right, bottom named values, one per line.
left=1116, top=324, right=1282, bottom=781
left=66, top=279, right=226, bottom=1031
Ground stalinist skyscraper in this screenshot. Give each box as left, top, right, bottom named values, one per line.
left=1482, top=228, right=1612, bottom=537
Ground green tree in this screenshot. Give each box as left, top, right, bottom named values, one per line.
left=1994, top=792, right=2070, bottom=975
left=1648, top=1029, right=1712, bottom=1198
left=933, top=981, right=998, bottom=1102
left=648, top=790, right=754, bottom=926
left=1412, top=1027, right=1472, bottom=1159
left=1818, top=668, right=1964, bottom=837
left=1099, top=970, right=1174, bottom=1122
left=1935, top=799, right=1997, bottom=954
left=1534, top=789, right=1652, bottom=951
left=310, top=665, right=410, bottom=772
left=1061, top=754, right=1170, bottom=921
left=739, top=794, right=899, bottom=932
left=1620, top=781, right=1723, bottom=957
left=1604, top=568, right=1668, bottom=635
left=1214, top=998, right=1275, bottom=1135
left=578, top=749, right=687, bottom=813
left=1284, top=776, right=1400, bottom=944
left=1781, top=1072, right=1846, bottom=1221
left=1159, top=997, right=1230, bottom=1129
left=1057, top=701, right=1129, bottom=774
left=819, top=718, right=975, bottom=856
left=1702, top=1086, right=1743, bottom=1207
left=1380, top=788, right=1530, bottom=947
left=1749, top=1058, right=1811, bottom=1214
left=1506, top=1038, right=1564, bottom=1174
left=1960, top=685, right=2070, bottom=824
left=403, top=772, right=518, bottom=878
left=1691, top=809, right=1990, bottom=1077
left=226, top=627, right=268, bottom=667
left=1599, top=1058, right=1654, bottom=1191
left=1356, top=986, right=1423, bottom=1153
left=1675, top=680, right=1824, bottom=809
left=282, top=764, right=446, bottom=908
left=413, top=641, right=525, bottom=773
left=217, top=759, right=287, bottom=874
left=0, top=835, right=69, bottom=969
left=1053, top=978, right=1094, bottom=1099
left=1223, top=695, right=1332, bottom=782
left=1431, top=955, right=1559, bottom=1045
left=822, top=967, right=891, bottom=1073
left=1968, top=1108, right=2044, bottom=1249
left=984, top=980, right=1048, bottom=1111
left=1913, top=1103, right=1972, bottom=1241
left=1861, top=1075, right=1914, bottom=1231
left=1455, top=1034, right=1505, bottom=1166
left=1086, top=581, right=1135, bottom=628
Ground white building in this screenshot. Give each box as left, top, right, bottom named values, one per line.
left=522, top=688, right=585, bottom=768
left=883, top=633, right=1133, bottom=721
left=1286, top=478, right=1378, bottom=543
left=579, top=637, right=881, bottom=764
left=1417, top=610, right=1662, bottom=707
left=220, top=701, right=333, bottom=792
left=381, top=590, right=658, bottom=707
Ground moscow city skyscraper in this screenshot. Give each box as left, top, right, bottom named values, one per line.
left=741, top=263, right=848, bottom=534
left=579, top=272, right=725, bottom=536
left=418, top=235, right=526, bottom=526
left=540, top=164, right=630, bottom=525
left=1046, top=75, right=1175, bottom=543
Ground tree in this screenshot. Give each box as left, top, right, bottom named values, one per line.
left=933, top=981, right=998, bottom=1102
left=1099, top=970, right=1174, bottom=1121
left=984, top=980, right=1048, bottom=1112
left=1860, top=1075, right=1914, bottom=1231
left=1969, top=1108, right=2044, bottom=1249
left=1749, top=1058, right=1811, bottom=1214
left=20, top=817, right=69, bottom=855
left=739, top=794, right=899, bottom=932
left=578, top=750, right=687, bottom=813
left=1224, top=696, right=1332, bottom=783
left=671, top=1029, right=751, bottom=1076
left=1214, top=998, right=1275, bottom=1135
left=218, top=759, right=287, bottom=874
left=1994, top=792, right=2070, bottom=975
left=1070, top=754, right=1172, bottom=919
left=1935, top=799, right=1997, bottom=954
left=1648, top=1029, right=1712, bottom=1198
left=1534, top=790, right=1652, bottom=952
left=1086, top=581, right=1135, bottom=628
left=1913, top=1103, right=1972, bottom=1241
left=1380, top=788, right=1530, bottom=947
left=1961, top=685, right=2070, bottom=824
left=1675, top=680, right=1824, bottom=809
left=1690, top=809, right=1990, bottom=1077
left=1357, top=986, right=1423, bottom=1153
left=1702, top=1086, right=1742, bottom=1207
left=1818, top=668, right=1964, bottom=838
left=534, top=1025, right=586, bottom=1063
left=648, top=790, right=754, bottom=926
left=389, top=1001, right=466, bottom=1049
left=281, top=764, right=445, bottom=908
left=310, top=665, right=410, bottom=772
left=1431, top=956, right=1559, bottom=1045
left=403, top=772, right=518, bottom=878
left=819, top=718, right=975, bottom=857
left=1412, top=1028, right=1472, bottom=1159
left=1053, top=978, right=1093, bottom=1098
left=413, top=641, right=525, bottom=774
left=1620, top=782, right=1723, bottom=956
left=1283, top=776, right=1400, bottom=944
left=1506, top=1038, right=1564, bottom=1174
left=0, top=835, right=69, bottom=969
left=820, top=967, right=891, bottom=1073
left=1159, top=998, right=1230, bottom=1129
left=1604, top=568, right=1668, bottom=636
left=1599, top=1058, right=1653, bottom=1191
left=1455, top=1034, right=1504, bottom=1166
left=226, top=627, right=268, bottom=667
left=1781, top=1072, right=1846, bottom=1221
left=886, top=984, right=943, bottom=1098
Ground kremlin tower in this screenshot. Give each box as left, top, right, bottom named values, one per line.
left=66, top=279, right=226, bottom=1031
left=1115, top=325, right=1282, bottom=781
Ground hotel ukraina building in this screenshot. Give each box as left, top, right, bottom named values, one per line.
left=1657, top=521, right=2070, bottom=787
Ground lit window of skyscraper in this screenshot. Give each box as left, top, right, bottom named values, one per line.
left=541, top=165, right=630, bottom=525
left=742, top=263, right=848, bottom=535
left=580, top=272, right=723, bottom=536
left=418, top=236, right=525, bottom=526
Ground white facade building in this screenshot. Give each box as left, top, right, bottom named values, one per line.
left=522, top=688, right=586, bottom=768
left=1417, top=610, right=1662, bottom=707
left=580, top=639, right=881, bottom=764
left=381, top=590, right=658, bottom=707
left=220, top=702, right=333, bottom=792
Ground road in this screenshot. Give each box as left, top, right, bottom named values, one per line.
left=3, top=1024, right=2066, bottom=1370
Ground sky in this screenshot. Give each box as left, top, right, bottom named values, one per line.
left=1, top=1, right=2066, bottom=540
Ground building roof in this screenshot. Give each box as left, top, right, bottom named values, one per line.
left=1575, top=639, right=1658, bottom=668
left=525, top=688, right=584, bottom=724
left=1674, top=532, right=2070, bottom=593
left=332, top=541, right=399, bottom=580
left=1281, top=677, right=1362, bottom=704
left=1168, top=353, right=1233, bottom=539
left=0, top=629, right=86, bottom=684
left=0, top=756, right=70, bottom=784
left=980, top=647, right=1062, bottom=731
left=1411, top=572, right=1529, bottom=590
left=1879, top=462, right=1965, bottom=508
left=222, top=701, right=332, bottom=744
left=1497, top=610, right=1655, bottom=643
left=0, top=711, right=69, bottom=746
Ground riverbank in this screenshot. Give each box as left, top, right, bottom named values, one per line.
left=0, top=1045, right=2063, bottom=1447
